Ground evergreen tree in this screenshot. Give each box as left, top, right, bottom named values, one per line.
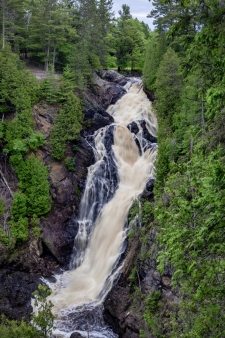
left=28, top=0, right=72, bottom=70
left=143, top=32, right=167, bottom=91
left=148, top=0, right=181, bottom=32
left=118, top=4, right=132, bottom=21
left=115, top=7, right=147, bottom=70
left=97, top=0, right=114, bottom=65
left=155, top=47, right=183, bottom=120
left=0, top=0, right=29, bottom=51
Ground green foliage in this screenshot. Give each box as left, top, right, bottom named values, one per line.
left=155, top=47, right=183, bottom=121
left=16, top=154, right=51, bottom=217
left=0, top=49, right=50, bottom=245
left=0, top=315, right=37, bottom=338
left=0, top=198, right=5, bottom=216
left=143, top=32, right=167, bottom=91
left=141, top=3, right=225, bottom=337
left=0, top=48, right=43, bottom=159
left=65, top=157, right=75, bottom=171
left=40, top=77, right=59, bottom=104
left=50, top=91, right=83, bottom=160
left=143, top=290, right=163, bottom=337
left=115, top=17, right=147, bottom=70
left=8, top=155, right=51, bottom=244
left=145, top=290, right=161, bottom=314
left=31, top=284, right=55, bottom=338
left=11, top=193, right=27, bottom=221
left=9, top=217, right=29, bottom=244
left=129, top=265, right=138, bottom=282
left=129, top=199, right=140, bottom=222
left=33, top=226, right=41, bottom=239
left=27, top=132, right=46, bottom=151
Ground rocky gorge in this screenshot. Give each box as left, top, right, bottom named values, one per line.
left=0, top=70, right=177, bottom=337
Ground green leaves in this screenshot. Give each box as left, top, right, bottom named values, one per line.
left=31, top=285, right=55, bottom=338
left=0, top=315, right=37, bottom=338
left=50, top=91, right=83, bottom=160
left=8, top=155, right=51, bottom=244
left=155, top=149, right=225, bottom=336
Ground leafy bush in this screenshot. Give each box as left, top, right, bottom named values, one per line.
left=11, top=193, right=27, bottom=221
left=9, top=217, right=29, bottom=243
left=0, top=315, right=36, bottom=338
left=65, top=157, right=75, bottom=171
left=0, top=198, right=5, bottom=216
left=27, top=132, right=46, bottom=150
left=16, top=154, right=51, bottom=217
left=40, top=78, right=59, bottom=104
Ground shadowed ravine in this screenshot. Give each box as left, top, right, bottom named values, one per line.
left=48, top=80, right=157, bottom=337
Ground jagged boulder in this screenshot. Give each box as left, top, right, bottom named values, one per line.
left=0, top=269, right=38, bottom=321
left=96, top=70, right=129, bottom=87
left=70, top=333, right=84, bottom=338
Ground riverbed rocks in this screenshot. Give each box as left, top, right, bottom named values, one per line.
left=96, top=70, right=130, bottom=87
left=70, top=333, right=84, bottom=338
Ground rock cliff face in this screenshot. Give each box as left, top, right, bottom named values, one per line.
left=103, top=219, right=178, bottom=338
left=35, top=71, right=128, bottom=266
left=0, top=70, right=128, bottom=321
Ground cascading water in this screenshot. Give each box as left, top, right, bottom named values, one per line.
left=47, top=78, right=157, bottom=338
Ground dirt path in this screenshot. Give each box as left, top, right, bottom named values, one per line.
left=25, top=64, right=48, bottom=80
left=25, top=64, right=61, bottom=81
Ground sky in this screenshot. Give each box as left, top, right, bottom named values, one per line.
left=113, top=0, right=154, bottom=29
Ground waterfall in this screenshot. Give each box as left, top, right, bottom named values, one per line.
left=49, top=79, right=157, bottom=337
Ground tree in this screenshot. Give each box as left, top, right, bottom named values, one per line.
left=143, top=32, right=167, bottom=91
left=0, top=0, right=29, bottom=51
left=155, top=47, right=183, bottom=120
left=148, top=0, right=181, bottom=32
left=115, top=9, right=147, bottom=70
left=97, top=0, right=114, bottom=65
left=50, top=90, right=83, bottom=160
left=31, top=284, right=55, bottom=338
left=28, top=0, right=73, bottom=70
left=118, top=4, right=132, bottom=21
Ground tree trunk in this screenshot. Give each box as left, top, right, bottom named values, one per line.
left=52, top=41, right=56, bottom=69
left=201, top=97, right=205, bottom=131
left=0, top=169, right=13, bottom=198
left=2, top=0, right=5, bottom=49
left=45, top=40, right=50, bottom=71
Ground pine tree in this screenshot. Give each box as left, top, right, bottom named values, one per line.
left=148, top=0, right=181, bottom=32
left=115, top=7, right=147, bottom=70
left=143, top=32, right=167, bottom=91
left=155, top=47, right=183, bottom=120
left=97, top=0, right=114, bottom=66
left=28, top=0, right=71, bottom=70
left=0, top=0, right=29, bottom=51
